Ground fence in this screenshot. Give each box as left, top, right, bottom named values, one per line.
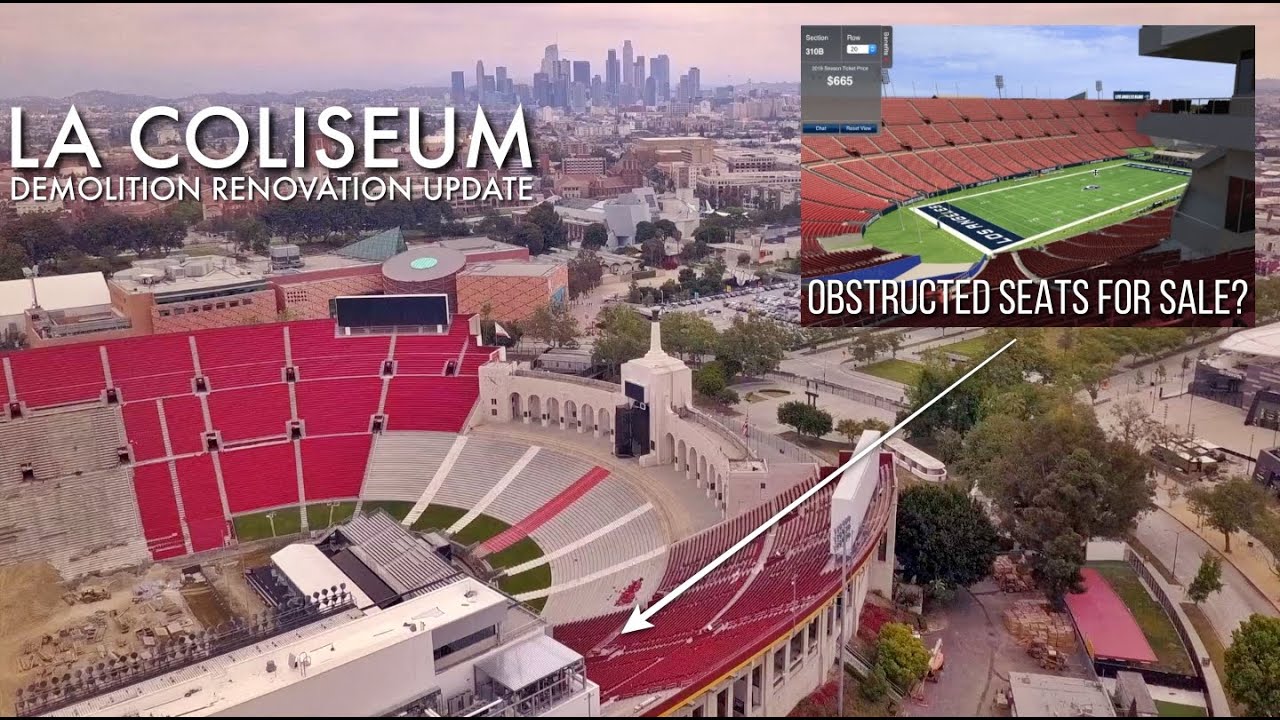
left=700, top=406, right=824, bottom=465
left=765, top=371, right=909, bottom=412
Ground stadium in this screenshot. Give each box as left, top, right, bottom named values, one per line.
left=800, top=91, right=1255, bottom=326
left=0, top=305, right=896, bottom=717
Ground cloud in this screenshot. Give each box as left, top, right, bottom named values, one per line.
left=0, top=4, right=1271, bottom=97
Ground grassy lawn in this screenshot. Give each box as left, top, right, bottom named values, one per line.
left=233, top=507, right=302, bottom=541
left=409, top=504, right=469, bottom=533
left=1155, top=700, right=1207, bottom=717
left=934, top=336, right=989, bottom=359
left=1181, top=602, right=1242, bottom=715
left=454, top=514, right=511, bottom=546
left=359, top=500, right=413, bottom=522
left=305, top=501, right=356, bottom=530
left=488, top=537, right=543, bottom=570
left=499, top=564, right=552, bottom=598
left=1088, top=562, right=1194, bottom=676
left=858, top=359, right=923, bottom=385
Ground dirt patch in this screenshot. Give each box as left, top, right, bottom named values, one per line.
left=0, top=562, right=194, bottom=715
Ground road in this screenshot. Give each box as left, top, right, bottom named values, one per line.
left=780, top=350, right=907, bottom=403
left=1134, top=504, right=1277, bottom=645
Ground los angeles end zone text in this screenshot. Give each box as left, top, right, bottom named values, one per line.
left=806, top=278, right=1252, bottom=318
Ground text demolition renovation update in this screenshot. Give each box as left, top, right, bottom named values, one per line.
left=8, top=105, right=535, bottom=203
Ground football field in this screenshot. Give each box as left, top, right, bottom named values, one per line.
left=828, top=160, right=1189, bottom=263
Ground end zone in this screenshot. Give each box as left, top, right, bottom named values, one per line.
left=911, top=202, right=1020, bottom=256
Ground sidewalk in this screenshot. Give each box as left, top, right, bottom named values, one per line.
left=1155, top=481, right=1280, bottom=614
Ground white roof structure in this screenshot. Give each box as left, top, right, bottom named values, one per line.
left=1008, top=672, right=1116, bottom=717
left=270, top=543, right=376, bottom=611
left=1220, top=322, right=1280, bottom=357
left=0, top=272, right=110, bottom=316
left=476, top=634, right=583, bottom=691
left=47, top=580, right=512, bottom=717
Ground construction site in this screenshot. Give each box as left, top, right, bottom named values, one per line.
left=0, top=548, right=272, bottom=714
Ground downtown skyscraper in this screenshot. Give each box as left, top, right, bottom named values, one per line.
left=606, top=49, right=620, bottom=95
left=622, top=40, right=634, bottom=90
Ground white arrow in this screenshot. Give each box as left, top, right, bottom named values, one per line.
left=621, top=338, right=1015, bottom=634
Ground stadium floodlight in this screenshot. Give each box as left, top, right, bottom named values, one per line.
left=994, top=74, right=1005, bottom=99
left=21, top=265, right=40, bottom=309
left=1095, top=80, right=1103, bottom=100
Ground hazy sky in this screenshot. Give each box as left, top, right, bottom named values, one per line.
left=0, top=4, right=1273, bottom=98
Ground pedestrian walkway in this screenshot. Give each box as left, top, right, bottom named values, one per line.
left=1156, top=482, right=1280, bottom=613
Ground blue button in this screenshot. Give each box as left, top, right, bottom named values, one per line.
left=803, top=123, right=840, bottom=134
left=840, top=123, right=878, bottom=134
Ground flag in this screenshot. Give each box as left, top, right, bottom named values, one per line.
left=741, top=419, right=749, bottom=437
left=493, top=321, right=510, bottom=339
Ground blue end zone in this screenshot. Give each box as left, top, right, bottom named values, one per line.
left=916, top=202, right=1024, bottom=252
left=1124, top=162, right=1192, bottom=176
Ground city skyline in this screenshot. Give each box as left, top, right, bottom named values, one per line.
left=0, top=4, right=1275, bottom=99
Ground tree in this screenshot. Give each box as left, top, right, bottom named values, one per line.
left=592, top=305, right=649, bottom=374
left=582, top=222, right=609, bottom=250
left=232, top=217, right=271, bottom=254
left=512, top=222, right=545, bottom=255
left=1187, top=554, right=1224, bottom=604
left=634, top=221, right=658, bottom=244
left=654, top=218, right=680, bottom=242
left=568, top=249, right=604, bottom=300
left=660, top=312, right=718, bottom=361
left=525, top=201, right=568, bottom=249
left=777, top=400, right=833, bottom=438
left=692, top=224, right=728, bottom=246
left=640, top=236, right=666, bottom=267
left=1035, top=531, right=1088, bottom=604
left=0, top=240, right=28, bottom=281
left=836, top=417, right=891, bottom=444
left=860, top=666, right=890, bottom=702
left=717, top=314, right=789, bottom=379
left=964, top=401, right=1154, bottom=601
left=693, top=362, right=729, bottom=399
left=1224, top=614, right=1280, bottom=716
left=874, top=622, right=931, bottom=691
left=1187, top=477, right=1268, bottom=552
left=736, top=251, right=751, bottom=266
left=523, top=302, right=579, bottom=348
left=1110, top=397, right=1156, bottom=448
left=895, top=484, right=1000, bottom=591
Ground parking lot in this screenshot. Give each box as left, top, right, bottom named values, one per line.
left=652, top=281, right=802, bottom=329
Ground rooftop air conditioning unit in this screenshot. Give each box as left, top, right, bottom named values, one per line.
left=162, top=264, right=182, bottom=280
left=185, top=260, right=213, bottom=277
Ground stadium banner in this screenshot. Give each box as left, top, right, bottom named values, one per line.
left=1126, top=163, right=1194, bottom=177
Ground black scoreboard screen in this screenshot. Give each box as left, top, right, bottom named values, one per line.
left=334, top=294, right=451, bottom=328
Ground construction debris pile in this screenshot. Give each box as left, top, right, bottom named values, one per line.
left=992, top=556, right=1036, bottom=593
left=16, top=591, right=193, bottom=686
left=1003, top=599, right=1076, bottom=670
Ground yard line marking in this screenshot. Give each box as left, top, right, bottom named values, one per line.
left=998, top=186, right=1184, bottom=252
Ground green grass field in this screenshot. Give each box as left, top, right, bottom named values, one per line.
left=233, top=507, right=303, bottom=541
left=933, top=336, right=989, bottom=359
left=305, top=501, right=356, bottom=531
left=832, top=160, right=1188, bottom=263
left=409, top=504, right=470, bottom=533
left=1155, top=700, right=1208, bottom=717
left=359, top=500, right=414, bottom=521
left=1088, top=562, right=1194, bottom=676
left=857, top=358, right=924, bottom=385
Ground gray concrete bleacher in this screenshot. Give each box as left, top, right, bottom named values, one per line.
left=361, top=432, right=458, bottom=500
